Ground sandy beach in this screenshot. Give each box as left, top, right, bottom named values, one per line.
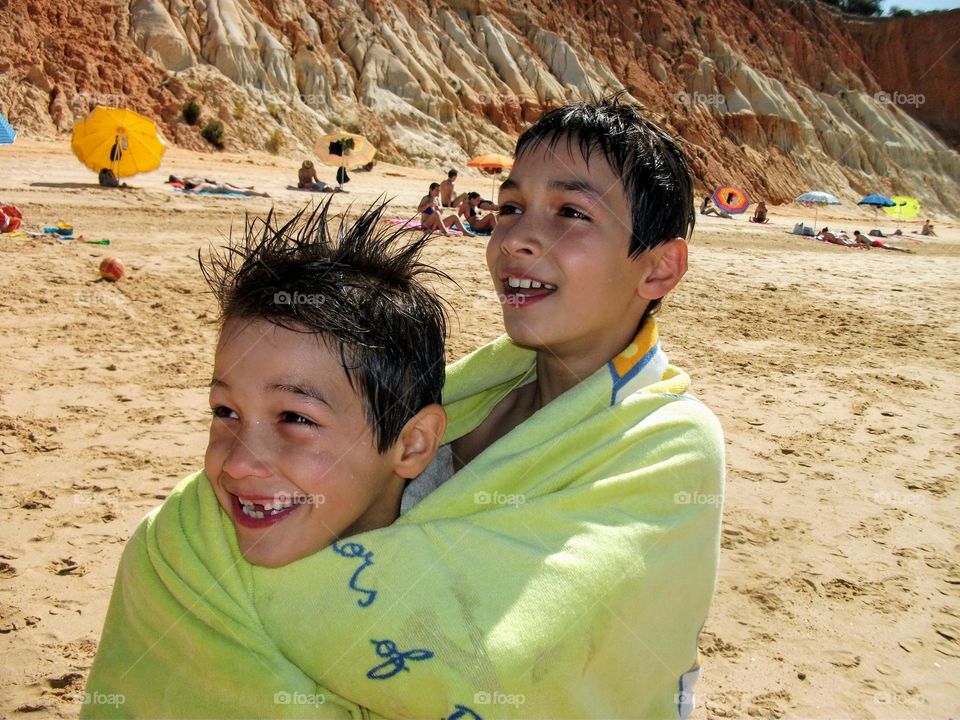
left=1, top=140, right=958, bottom=718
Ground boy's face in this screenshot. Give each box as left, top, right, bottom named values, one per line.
left=205, top=318, right=403, bottom=568
left=488, top=143, right=656, bottom=363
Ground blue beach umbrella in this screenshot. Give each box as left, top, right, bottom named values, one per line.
left=795, top=190, right=841, bottom=229
left=857, top=194, right=896, bottom=208
left=0, top=113, right=15, bottom=145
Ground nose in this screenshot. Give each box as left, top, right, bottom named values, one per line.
left=494, top=212, right=547, bottom=258
left=220, top=422, right=273, bottom=480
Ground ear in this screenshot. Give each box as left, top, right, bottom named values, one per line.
left=636, top=237, right=688, bottom=301
left=390, top=404, right=447, bottom=480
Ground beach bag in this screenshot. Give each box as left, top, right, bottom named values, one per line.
left=0, top=205, right=22, bottom=233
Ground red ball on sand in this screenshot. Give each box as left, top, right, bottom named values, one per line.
left=99, top=257, right=125, bottom=282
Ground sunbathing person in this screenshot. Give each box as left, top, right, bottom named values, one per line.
left=749, top=201, right=769, bottom=223
left=297, top=160, right=337, bottom=192
left=457, top=192, right=497, bottom=233
left=439, top=169, right=467, bottom=208
left=920, top=219, right=936, bottom=236
left=700, top=195, right=730, bottom=218
left=418, top=183, right=473, bottom=236
left=853, top=230, right=912, bottom=253
left=816, top=227, right=846, bottom=246
left=167, top=175, right=269, bottom=197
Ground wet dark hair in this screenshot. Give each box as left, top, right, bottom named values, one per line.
left=467, top=191, right=481, bottom=201
left=429, top=182, right=440, bottom=191
left=200, top=200, right=448, bottom=453
left=447, top=169, right=458, bottom=178
left=515, top=95, right=695, bottom=318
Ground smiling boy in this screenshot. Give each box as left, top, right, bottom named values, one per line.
left=199, top=204, right=448, bottom=568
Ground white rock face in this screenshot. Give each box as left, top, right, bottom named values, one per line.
left=122, top=0, right=958, bottom=211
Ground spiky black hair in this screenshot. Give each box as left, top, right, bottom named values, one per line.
left=200, top=199, right=448, bottom=452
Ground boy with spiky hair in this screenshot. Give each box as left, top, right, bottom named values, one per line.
left=84, top=201, right=450, bottom=715
left=191, top=201, right=448, bottom=567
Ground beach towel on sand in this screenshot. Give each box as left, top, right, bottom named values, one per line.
left=84, top=320, right=724, bottom=719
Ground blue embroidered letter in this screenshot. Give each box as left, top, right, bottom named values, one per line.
left=366, top=639, right=435, bottom=679
left=448, top=705, right=483, bottom=719
left=332, top=541, right=377, bottom=607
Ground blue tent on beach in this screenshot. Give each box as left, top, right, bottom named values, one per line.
left=0, top=114, right=15, bottom=144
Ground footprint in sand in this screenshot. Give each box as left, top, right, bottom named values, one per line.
left=825, top=649, right=861, bottom=668
left=49, top=558, right=85, bottom=576
left=933, top=624, right=960, bottom=658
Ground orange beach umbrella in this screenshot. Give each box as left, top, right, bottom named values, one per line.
left=467, top=153, right=514, bottom=196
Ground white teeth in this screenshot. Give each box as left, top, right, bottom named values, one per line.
left=505, top=276, right=555, bottom=291
left=237, top=496, right=294, bottom=519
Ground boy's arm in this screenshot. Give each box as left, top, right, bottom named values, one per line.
left=252, top=396, right=724, bottom=719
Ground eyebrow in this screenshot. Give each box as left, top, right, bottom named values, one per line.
left=269, top=383, right=331, bottom=407
left=498, top=177, right=604, bottom=202
left=209, top=378, right=331, bottom=407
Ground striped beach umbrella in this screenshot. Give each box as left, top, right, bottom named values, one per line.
left=713, top=186, right=750, bottom=215
left=795, top=191, right=841, bottom=229
left=0, top=113, right=15, bottom=145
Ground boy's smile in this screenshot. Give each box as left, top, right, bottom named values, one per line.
left=488, top=143, right=656, bottom=369
left=204, top=318, right=404, bottom=567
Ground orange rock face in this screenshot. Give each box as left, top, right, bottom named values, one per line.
left=0, top=0, right=956, bottom=213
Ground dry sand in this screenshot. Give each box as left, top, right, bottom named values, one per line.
left=1, top=140, right=958, bottom=718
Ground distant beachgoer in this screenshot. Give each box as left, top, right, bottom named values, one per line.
left=418, top=183, right=473, bottom=236
left=700, top=195, right=730, bottom=219
left=920, top=219, right=936, bottom=236
left=167, top=174, right=268, bottom=197
left=297, top=161, right=336, bottom=192
left=749, top=201, right=769, bottom=224
left=457, top=191, right=497, bottom=233
left=98, top=168, right=122, bottom=188
left=439, top=170, right=467, bottom=208
left=816, top=227, right=847, bottom=246
left=855, top=230, right=912, bottom=253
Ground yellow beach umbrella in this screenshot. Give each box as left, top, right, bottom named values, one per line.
left=882, top=196, right=920, bottom=221
left=71, top=106, right=166, bottom=178
left=315, top=132, right=377, bottom=170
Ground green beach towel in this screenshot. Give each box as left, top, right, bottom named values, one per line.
left=84, top=320, right=724, bottom=719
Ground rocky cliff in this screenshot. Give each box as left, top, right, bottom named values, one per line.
left=1, top=0, right=958, bottom=213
